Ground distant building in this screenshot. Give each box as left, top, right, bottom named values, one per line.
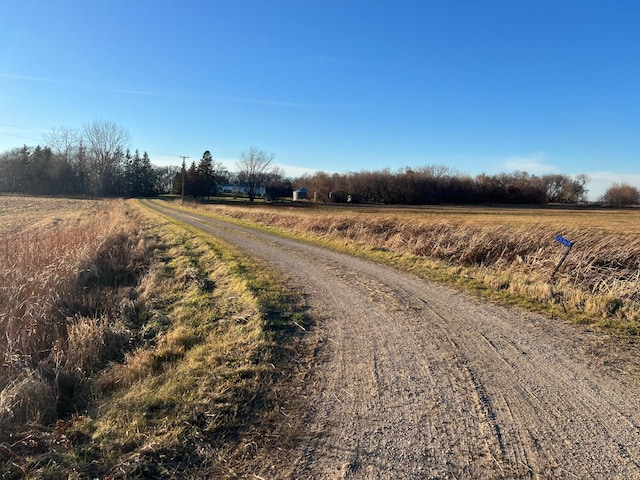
left=221, top=184, right=266, bottom=196
left=293, top=187, right=307, bottom=201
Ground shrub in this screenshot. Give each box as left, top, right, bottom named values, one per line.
left=602, top=183, right=640, bottom=206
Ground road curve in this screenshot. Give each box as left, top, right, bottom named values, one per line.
left=142, top=199, right=640, bottom=479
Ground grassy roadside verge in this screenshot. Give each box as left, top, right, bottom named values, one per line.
left=168, top=200, right=640, bottom=336
left=86, top=201, right=306, bottom=478
left=1, top=198, right=305, bottom=479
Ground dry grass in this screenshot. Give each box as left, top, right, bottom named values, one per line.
left=190, top=202, right=640, bottom=334
left=1, top=196, right=304, bottom=478
left=0, top=196, right=149, bottom=429
left=2, top=196, right=635, bottom=476
left=81, top=204, right=302, bottom=478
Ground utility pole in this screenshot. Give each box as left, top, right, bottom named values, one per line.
left=179, top=156, right=189, bottom=205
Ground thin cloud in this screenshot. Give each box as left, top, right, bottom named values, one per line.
left=0, top=71, right=79, bottom=87
left=1, top=71, right=338, bottom=108
left=114, top=88, right=162, bottom=96
left=274, top=162, right=321, bottom=178
left=502, top=152, right=559, bottom=175
left=208, top=94, right=343, bottom=109
left=0, top=71, right=56, bottom=83
left=0, top=71, right=161, bottom=97
left=585, top=171, right=640, bottom=200
left=0, top=122, right=47, bottom=142
left=587, top=171, right=640, bottom=184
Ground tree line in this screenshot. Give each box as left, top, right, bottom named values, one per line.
left=171, top=150, right=230, bottom=199
left=293, top=167, right=592, bottom=205
left=2, top=120, right=638, bottom=205
left=0, top=122, right=288, bottom=201
left=0, top=121, right=176, bottom=197
left=171, top=146, right=293, bottom=202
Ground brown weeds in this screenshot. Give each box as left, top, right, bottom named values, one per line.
left=1, top=197, right=303, bottom=477
left=0, top=196, right=147, bottom=428
left=195, top=203, right=640, bottom=332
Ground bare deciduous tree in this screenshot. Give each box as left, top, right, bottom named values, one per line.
left=236, top=146, right=275, bottom=202
left=602, top=183, right=640, bottom=206
left=43, top=126, right=81, bottom=162
left=83, top=120, right=132, bottom=195
left=83, top=120, right=131, bottom=163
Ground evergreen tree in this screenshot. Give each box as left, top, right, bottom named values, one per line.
left=140, top=151, right=157, bottom=196
left=196, top=150, right=216, bottom=198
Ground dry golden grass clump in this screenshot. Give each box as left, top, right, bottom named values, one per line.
left=198, top=203, right=640, bottom=333
left=0, top=196, right=149, bottom=429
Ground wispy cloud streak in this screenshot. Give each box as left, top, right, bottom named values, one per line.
left=0, top=71, right=66, bottom=84
left=0, top=122, right=47, bottom=142
left=199, top=93, right=346, bottom=109
left=0, top=71, right=338, bottom=107
left=0, top=71, right=162, bottom=97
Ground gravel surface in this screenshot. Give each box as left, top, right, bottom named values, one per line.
left=143, top=200, right=640, bottom=479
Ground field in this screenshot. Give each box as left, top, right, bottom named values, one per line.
left=143, top=198, right=640, bottom=477
left=1, top=196, right=638, bottom=477
left=0, top=196, right=302, bottom=478
left=189, top=201, right=640, bottom=334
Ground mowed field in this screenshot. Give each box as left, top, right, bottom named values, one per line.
left=1, top=195, right=639, bottom=478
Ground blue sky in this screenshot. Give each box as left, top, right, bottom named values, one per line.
left=1, top=0, right=639, bottom=199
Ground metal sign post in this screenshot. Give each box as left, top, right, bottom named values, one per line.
left=551, top=235, right=574, bottom=280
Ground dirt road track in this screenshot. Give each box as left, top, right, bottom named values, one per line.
left=142, top=200, right=640, bottom=479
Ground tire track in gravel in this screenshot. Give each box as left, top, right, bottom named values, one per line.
left=142, top=200, right=640, bottom=479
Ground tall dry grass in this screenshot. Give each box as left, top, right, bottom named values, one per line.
left=0, top=197, right=148, bottom=427
left=197, top=204, right=640, bottom=332
left=2, top=198, right=305, bottom=477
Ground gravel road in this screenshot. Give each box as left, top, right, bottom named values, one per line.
left=143, top=200, right=640, bottom=479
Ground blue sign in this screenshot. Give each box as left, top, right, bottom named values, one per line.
left=555, top=235, right=573, bottom=248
